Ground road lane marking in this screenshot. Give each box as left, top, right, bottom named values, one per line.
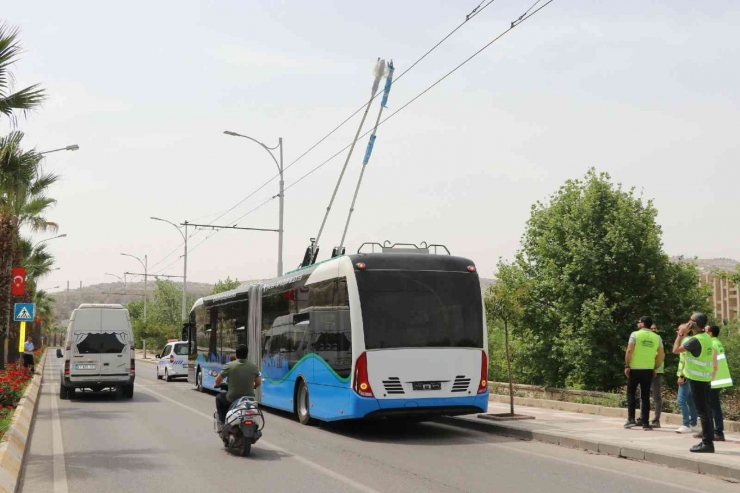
left=48, top=361, right=69, bottom=493
left=137, top=384, right=382, bottom=493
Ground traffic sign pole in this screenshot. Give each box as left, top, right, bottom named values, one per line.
left=18, top=322, right=26, bottom=353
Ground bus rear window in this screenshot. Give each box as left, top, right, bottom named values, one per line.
left=356, top=270, right=483, bottom=349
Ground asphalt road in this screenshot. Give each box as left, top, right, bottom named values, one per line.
left=19, top=353, right=739, bottom=493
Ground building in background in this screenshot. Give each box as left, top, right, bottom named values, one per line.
left=673, top=257, right=739, bottom=324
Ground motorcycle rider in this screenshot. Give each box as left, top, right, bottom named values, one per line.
left=214, top=344, right=261, bottom=425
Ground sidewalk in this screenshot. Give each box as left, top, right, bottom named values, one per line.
left=134, top=349, right=157, bottom=364
left=444, top=401, right=740, bottom=481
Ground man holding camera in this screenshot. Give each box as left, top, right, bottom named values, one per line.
left=673, top=312, right=718, bottom=453
left=624, top=316, right=664, bottom=430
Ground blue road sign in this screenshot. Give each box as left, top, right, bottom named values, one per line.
left=14, top=303, right=35, bottom=322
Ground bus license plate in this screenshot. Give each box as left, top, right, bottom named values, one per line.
left=75, top=364, right=96, bottom=370
left=412, top=382, right=441, bottom=391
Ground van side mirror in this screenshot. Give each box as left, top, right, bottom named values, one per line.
left=155, top=354, right=161, bottom=359
left=56, top=348, right=63, bottom=358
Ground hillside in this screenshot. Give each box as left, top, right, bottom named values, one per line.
left=671, top=257, right=739, bottom=274
left=50, top=277, right=496, bottom=326
left=50, top=281, right=214, bottom=326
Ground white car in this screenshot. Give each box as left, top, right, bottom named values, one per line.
left=156, top=341, right=190, bottom=382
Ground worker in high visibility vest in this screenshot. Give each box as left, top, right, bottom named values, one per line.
left=706, top=325, right=732, bottom=442
left=673, top=312, right=718, bottom=453
left=624, top=316, right=664, bottom=430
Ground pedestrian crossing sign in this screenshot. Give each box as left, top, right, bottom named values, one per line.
left=14, top=303, right=35, bottom=322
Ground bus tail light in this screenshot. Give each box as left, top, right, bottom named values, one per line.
left=64, top=360, right=70, bottom=375
left=478, top=351, right=488, bottom=394
left=353, top=352, right=374, bottom=397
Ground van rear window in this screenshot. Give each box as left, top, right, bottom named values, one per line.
left=75, top=333, right=128, bottom=354
left=174, top=344, right=189, bottom=356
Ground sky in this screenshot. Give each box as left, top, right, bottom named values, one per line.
left=3, top=0, right=739, bottom=293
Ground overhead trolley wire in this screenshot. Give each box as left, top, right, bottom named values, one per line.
left=153, top=0, right=556, bottom=275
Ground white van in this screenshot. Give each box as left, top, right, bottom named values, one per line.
left=56, top=304, right=135, bottom=399
left=156, top=340, right=190, bottom=381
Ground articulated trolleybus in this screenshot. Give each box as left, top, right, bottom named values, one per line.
left=187, top=242, right=488, bottom=423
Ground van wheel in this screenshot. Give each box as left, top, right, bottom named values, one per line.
left=165, top=369, right=172, bottom=382
left=196, top=369, right=205, bottom=392
left=123, top=384, right=134, bottom=399
left=59, top=382, right=68, bottom=400
left=156, top=367, right=162, bottom=380
left=296, top=380, right=313, bottom=425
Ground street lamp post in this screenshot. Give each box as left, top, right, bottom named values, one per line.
left=151, top=217, right=188, bottom=322
left=39, top=144, right=80, bottom=156
left=224, top=131, right=284, bottom=277
left=120, top=253, right=147, bottom=323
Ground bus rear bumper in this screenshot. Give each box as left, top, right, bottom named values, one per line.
left=350, top=392, right=488, bottom=420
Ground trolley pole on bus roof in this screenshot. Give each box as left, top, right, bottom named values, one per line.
left=311, top=59, right=386, bottom=264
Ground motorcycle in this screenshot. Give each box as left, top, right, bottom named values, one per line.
left=214, top=384, right=265, bottom=457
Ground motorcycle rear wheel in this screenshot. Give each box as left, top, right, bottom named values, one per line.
left=241, top=440, right=252, bottom=457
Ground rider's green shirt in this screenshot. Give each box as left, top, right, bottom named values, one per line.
left=220, top=359, right=259, bottom=402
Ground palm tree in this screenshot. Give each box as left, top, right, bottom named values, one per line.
left=0, top=23, right=45, bottom=124
left=21, top=238, right=55, bottom=347
left=0, top=132, right=58, bottom=368
left=33, top=289, right=55, bottom=348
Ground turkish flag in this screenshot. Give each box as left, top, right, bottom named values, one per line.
left=11, top=267, right=25, bottom=296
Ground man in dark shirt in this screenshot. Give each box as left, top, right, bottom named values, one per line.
left=673, top=313, right=718, bottom=453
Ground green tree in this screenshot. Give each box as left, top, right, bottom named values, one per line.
left=507, top=169, right=711, bottom=391
left=21, top=238, right=55, bottom=347
left=485, top=260, right=528, bottom=415
left=0, top=23, right=45, bottom=123
left=211, top=276, right=241, bottom=294
left=0, top=132, right=57, bottom=368
left=33, top=289, right=55, bottom=346
left=127, top=279, right=197, bottom=351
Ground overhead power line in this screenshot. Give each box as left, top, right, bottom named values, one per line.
left=283, top=0, right=556, bottom=194
left=153, top=0, right=502, bottom=254
left=154, top=0, right=557, bottom=277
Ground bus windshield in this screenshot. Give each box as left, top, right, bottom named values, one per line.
left=356, top=270, right=483, bottom=349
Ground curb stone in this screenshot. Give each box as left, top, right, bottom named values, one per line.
left=0, top=352, right=46, bottom=493
left=487, top=394, right=739, bottom=432
left=441, top=415, right=740, bottom=482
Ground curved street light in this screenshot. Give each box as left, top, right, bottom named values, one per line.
left=39, top=144, right=79, bottom=156
left=32, top=234, right=67, bottom=249
left=223, top=130, right=284, bottom=276
left=121, top=253, right=147, bottom=323
left=150, top=216, right=188, bottom=321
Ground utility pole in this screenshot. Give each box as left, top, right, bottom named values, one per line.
left=121, top=253, right=147, bottom=358
left=151, top=218, right=189, bottom=321
left=223, top=131, right=284, bottom=276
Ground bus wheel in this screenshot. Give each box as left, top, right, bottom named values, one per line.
left=296, top=380, right=313, bottom=425
left=196, top=369, right=205, bottom=392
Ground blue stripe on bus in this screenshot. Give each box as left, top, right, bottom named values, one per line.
left=194, top=353, right=489, bottom=420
